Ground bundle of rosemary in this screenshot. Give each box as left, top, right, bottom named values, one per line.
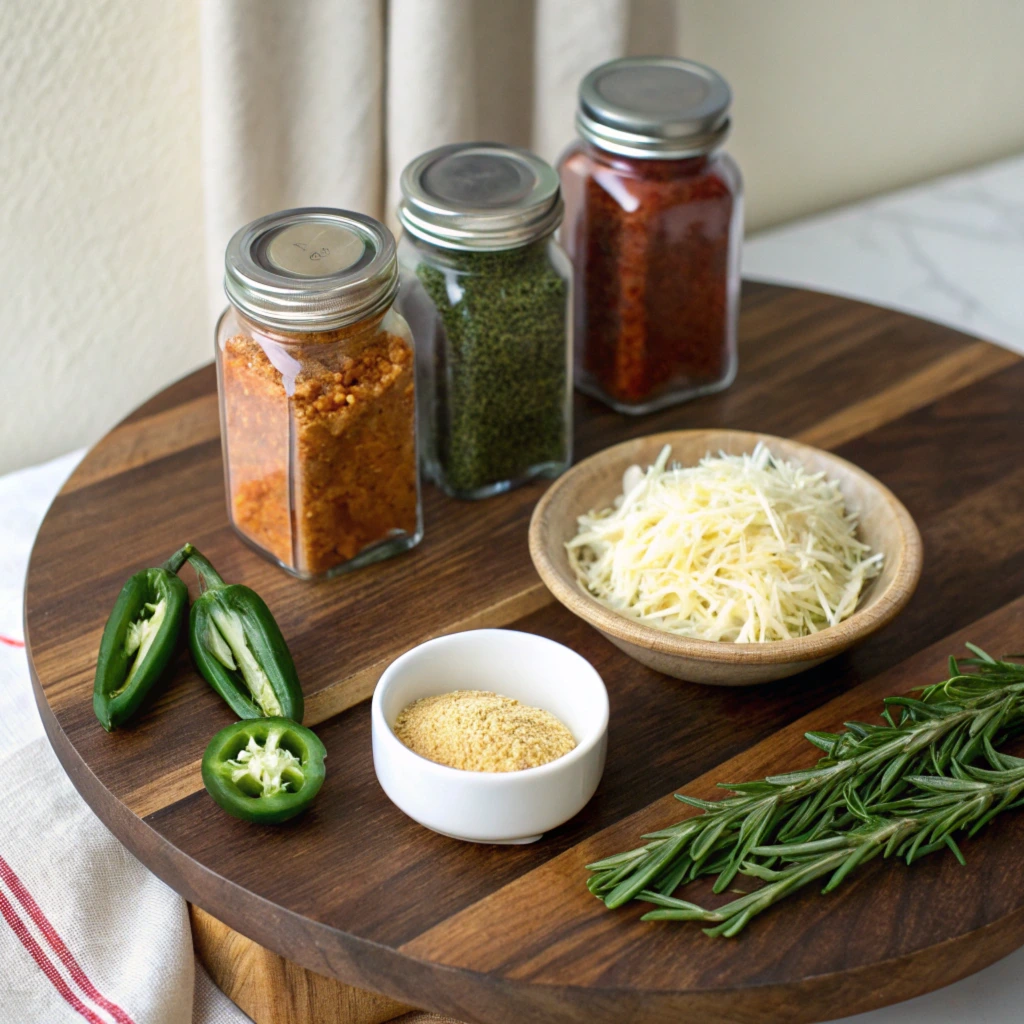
left=587, top=646, right=1024, bottom=936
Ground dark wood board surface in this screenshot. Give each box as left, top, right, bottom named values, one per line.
left=25, top=283, right=1024, bottom=1023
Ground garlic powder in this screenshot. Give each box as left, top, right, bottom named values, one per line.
left=393, top=690, right=576, bottom=772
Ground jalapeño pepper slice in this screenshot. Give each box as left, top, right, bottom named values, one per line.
left=201, top=718, right=326, bottom=823
left=93, top=543, right=192, bottom=731
left=187, top=549, right=304, bottom=722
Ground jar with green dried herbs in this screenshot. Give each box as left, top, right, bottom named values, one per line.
left=397, top=143, right=573, bottom=499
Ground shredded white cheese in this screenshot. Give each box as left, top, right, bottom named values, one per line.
left=566, top=444, right=883, bottom=643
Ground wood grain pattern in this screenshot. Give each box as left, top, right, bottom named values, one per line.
left=24, top=284, right=1024, bottom=1024
left=794, top=339, right=1019, bottom=450
left=63, top=393, right=220, bottom=494
left=529, top=428, right=923, bottom=684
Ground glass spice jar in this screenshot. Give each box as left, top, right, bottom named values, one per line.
left=559, top=57, right=743, bottom=414
left=217, top=208, right=422, bottom=579
left=396, top=143, right=573, bottom=500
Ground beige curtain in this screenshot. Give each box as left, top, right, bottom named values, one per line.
left=199, top=0, right=652, bottom=322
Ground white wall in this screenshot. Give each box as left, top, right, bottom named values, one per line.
left=673, top=0, right=1024, bottom=231
left=2, top=0, right=1023, bottom=474
left=0, top=0, right=206, bottom=474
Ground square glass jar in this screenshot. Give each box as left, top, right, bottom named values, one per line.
left=217, top=208, right=423, bottom=579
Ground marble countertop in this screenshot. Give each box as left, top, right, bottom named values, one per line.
left=745, top=154, right=1024, bottom=356
left=746, top=153, right=1024, bottom=1024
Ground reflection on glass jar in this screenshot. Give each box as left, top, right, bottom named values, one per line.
left=217, top=209, right=422, bottom=579
left=559, top=58, right=744, bottom=414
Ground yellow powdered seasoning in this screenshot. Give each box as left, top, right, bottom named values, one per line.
left=393, top=690, right=576, bottom=772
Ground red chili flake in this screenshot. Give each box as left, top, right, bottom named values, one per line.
left=560, top=144, right=742, bottom=411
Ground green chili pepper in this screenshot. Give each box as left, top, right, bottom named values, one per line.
left=201, top=718, right=326, bottom=823
left=187, top=549, right=304, bottom=722
left=93, top=543, right=192, bottom=731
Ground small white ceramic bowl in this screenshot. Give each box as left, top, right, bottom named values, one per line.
left=371, top=629, right=609, bottom=844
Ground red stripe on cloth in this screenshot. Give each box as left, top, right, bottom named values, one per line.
left=0, top=634, right=24, bottom=647
left=0, top=855, right=136, bottom=1024
left=0, top=885, right=109, bottom=1024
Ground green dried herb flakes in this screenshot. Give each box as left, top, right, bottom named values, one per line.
left=416, top=242, right=570, bottom=496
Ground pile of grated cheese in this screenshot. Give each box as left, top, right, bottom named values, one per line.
left=566, top=444, right=883, bottom=643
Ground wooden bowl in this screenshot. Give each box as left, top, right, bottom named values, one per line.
left=529, top=430, right=923, bottom=686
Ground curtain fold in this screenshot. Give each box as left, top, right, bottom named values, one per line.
left=201, top=0, right=633, bottom=318
left=385, top=0, right=477, bottom=230
left=201, top=0, right=385, bottom=321
left=532, top=0, right=629, bottom=165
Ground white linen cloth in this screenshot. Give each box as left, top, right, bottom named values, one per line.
left=0, top=452, right=248, bottom=1024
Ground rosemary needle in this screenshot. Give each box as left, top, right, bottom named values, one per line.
left=639, top=755, right=1024, bottom=936
left=588, top=648, right=1024, bottom=932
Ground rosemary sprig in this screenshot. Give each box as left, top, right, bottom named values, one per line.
left=638, top=753, right=1024, bottom=936
left=587, top=648, right=1024, bottom=918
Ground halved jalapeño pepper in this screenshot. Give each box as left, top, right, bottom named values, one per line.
left=187, top=549, right=304, bottom=722
left=93, top=543, right=192, bottom=731
left=201, top=718, right=326, bottom=823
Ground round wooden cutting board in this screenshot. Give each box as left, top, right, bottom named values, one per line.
left=25, top=283, right=1024, bottom=1024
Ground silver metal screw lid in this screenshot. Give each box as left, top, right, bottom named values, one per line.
left=577, top=57, right=731, bottom=159
left=397, top=143, right=563, bottom=252
left=224, top=208, right=399, bottom=332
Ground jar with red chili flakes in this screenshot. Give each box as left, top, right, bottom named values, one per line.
left=559, top=57, right=743, bottom=414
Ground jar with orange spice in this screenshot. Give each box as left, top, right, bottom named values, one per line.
left=559, top=58, right=743, bottom=414
left=217, top=208, right=422, bottom=579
